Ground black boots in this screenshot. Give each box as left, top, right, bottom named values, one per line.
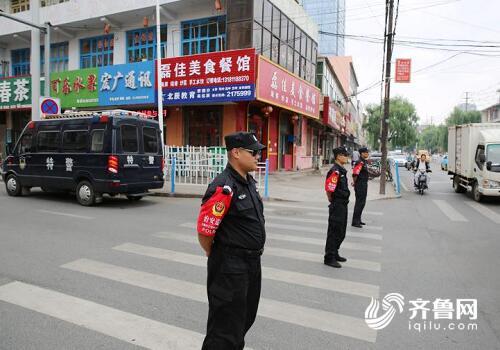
left=335, top=254, right=347, bottom=262
left=324, top=259, right=342, bottom=268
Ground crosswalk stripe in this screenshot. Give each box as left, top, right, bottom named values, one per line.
left=306, top=212, right=382, bottom=219
left=61, top=259, right=376, bottom=343
left=37, top=209, right=94, bottom=220
left=432, top=200, right=468, bottom=222
left=179, top=222, right=383, bottom=240
left=152, top=232, right=382, bottom=272
left=0, top=281, right=204, bottom=350
left=113, top=243, right=379, bottom=298
left=264, top=221, right=384, bottom=233
left=265, top=202, right=383, bottom=216
left=465, top=201, right=500, bottom=224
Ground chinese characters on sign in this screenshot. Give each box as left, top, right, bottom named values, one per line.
left=51, top=68, right=99, bottom=108
left=256, top=56, right=320, bottom=119
left=0, top=77, right=31, bottom=110
left=395, top=58, right=412, bottom=83
left=160, top=48, right=256, bottom=104
left=322, top=96, right=341, bottom=130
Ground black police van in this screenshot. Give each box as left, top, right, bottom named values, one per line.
left=1, top=110, right=164, bottom=206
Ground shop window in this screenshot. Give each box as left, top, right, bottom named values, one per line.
left=272, top=7, right=280, bottom=37
left=121, top=125, right=138, bottom=153
left=11, top=48, right=30, bottom=76
left=181, top=16, right=226, bottom=56
left=281, top=15, right=288, bottom=41
left=63, top=131, right=88, bottom=153
left=271, top=35, right=279, bottom=63
left=80, top=35, right=114, bottom=68
left=126, top=26, right=167, bottom=63
left=263, top=0, right=272, bottom=30
left=37, top=132, right=60, bottom=152
left=143, top=127, right=158, bottom=154
left=42, top=42, right=69, bottom=74
left=254, top=0, right=263, bottom=24
left=184, top=107, right=222, bottom=146
left=262, top=29, right=272, bottom=58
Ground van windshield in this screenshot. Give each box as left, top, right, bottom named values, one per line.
left=487, top=144, right=500, bottom=172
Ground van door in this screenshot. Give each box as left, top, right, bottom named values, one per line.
left=35, top=129, right=61, bottom=189
left=117, top=122, right=142, bottom=185
left=139, top=124, right=162, bottom=183
left=14, top=131, right=35, bottom=186
left=61, top=127, right=89, bottom=190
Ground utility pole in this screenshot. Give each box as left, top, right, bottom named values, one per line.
left=379, top=0, right=395, bottom=195
left=464, top=92, right=470, bottom=112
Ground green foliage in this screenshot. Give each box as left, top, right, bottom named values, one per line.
left=363, top=96, right=419, bottom=150
left=445, top=107, right=481, bottom=126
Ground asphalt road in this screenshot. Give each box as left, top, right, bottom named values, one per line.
left=1, top=162, right=499, bottom=350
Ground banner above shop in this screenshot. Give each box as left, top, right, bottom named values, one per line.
left=50, top=68, right=99, bottom=109
left=0, top=76, right=32, bottom=110
left=256, top=56, right=320, bottom=120
left=322, top=96, right=341, bottom=130
left=99, top=61, right=155, bottom=106
left=159, top=48, right=256, bottom=105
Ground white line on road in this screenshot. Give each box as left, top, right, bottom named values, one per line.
left=37, top=209, right=93, bottom=220
left=306, top=211, right=384, bottom=218
left=0, top=281, right=204, bottom=350
left=153, top=232, right=382, bottom=271
left=432, top=200, right=468, bottom=222
left=179, top=222, right=383, bottom=241
left=61, top=259, right=377, bottom=343
left=465, top=201, right=500, bottom=224
left=264, top=221, right=383, bottom=233
left=113, top=243, right=379, bottom=298
left=265, top=202, right=383, bottom=216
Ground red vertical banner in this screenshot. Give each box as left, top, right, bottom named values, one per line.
left=395, top=58, right=411, bottom=83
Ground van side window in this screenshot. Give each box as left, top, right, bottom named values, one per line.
left=91, top=130, right=105, bottom=153
left=18, top=133, right=33, bottom=154
left=63, top=131, right=88, bottom=153
left=37, top=131, right=60, bottom=152
left=475, top=146, right=485, bottom=170
left=121, top=125, right=138, bottom=153
left=143, top=127, right=158, bottom=153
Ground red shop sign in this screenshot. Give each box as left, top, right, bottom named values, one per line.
left=323, top=96, right=340, bottom=130
left=395, top=58, right=411, bottom=83
left=159, top=48, right=256, bottom=89
left=256, top=56, right=320, bottom=119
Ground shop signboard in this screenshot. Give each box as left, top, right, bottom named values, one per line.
left=256, top=56, right=320, bottom=119
left=50, top=68, right=99, bottom=108
left=322, top=96, right=341, bottom=130
left=395, top=58, right=411, bottom=83
left=99, top=61, right=155, bottom=106
left=159, top=48, right=256, bottom=105
left=0, top=76, right=32, bottom=110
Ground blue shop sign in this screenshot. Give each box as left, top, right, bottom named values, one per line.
left=98, top=61, right=155, bottom=106
left=162, top=84, right=254, bottom=105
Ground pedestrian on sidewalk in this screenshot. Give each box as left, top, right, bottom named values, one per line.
left=197, top=131, right=266, bottom=350
left=324, top=146, right=351, bottom=268
left=352, top=147, right=370, bottom=228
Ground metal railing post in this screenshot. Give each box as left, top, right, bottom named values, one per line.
left=264, top=158, right=269, bottom=200
left=171, top=156, right=176, bottom=194
left=395, top=160, right=401, bottom=195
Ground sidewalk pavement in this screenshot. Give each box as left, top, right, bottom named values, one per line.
left=152, top=164, right=399, bottom=202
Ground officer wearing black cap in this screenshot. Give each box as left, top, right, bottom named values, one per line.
left=198, top=131, right=266, bottom=350
left=352, top=147, right=370, bottom=228
left=324, top=146, right=351, bottom=268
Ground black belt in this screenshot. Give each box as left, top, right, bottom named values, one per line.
left=217, top=244, right=264, bottom=257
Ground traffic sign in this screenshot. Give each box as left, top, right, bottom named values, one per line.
left=40, top=97, right=61, bottom=115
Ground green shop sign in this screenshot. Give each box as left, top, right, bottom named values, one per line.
left=0, top=76, right=32, bottom=110
left=50, top=68, right=99, bottom=108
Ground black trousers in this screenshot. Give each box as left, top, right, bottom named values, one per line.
left=202, top=246, right=262, bottom=350
left=352, top=182, right=368, bottom=225
left=325, top=201, right=348, bottom=261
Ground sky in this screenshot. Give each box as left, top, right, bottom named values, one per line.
left=342, top=0, right=500, bottom=125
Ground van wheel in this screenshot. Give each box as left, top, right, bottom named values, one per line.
left=453, top=176, right=466, bottom=193
left=5, top=174, right=22, bottom=197
left=127, top=195, right=143, bottom=201
left=472, top=182, right=483, bottom=202
left=76, top=180, right=95, bottom=206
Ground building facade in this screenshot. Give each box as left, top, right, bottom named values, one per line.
left=0, top=0, right=326, bottom=172
left=481, top=103, right=500, bottom=123
left=301, top=0, right=345, bottom=55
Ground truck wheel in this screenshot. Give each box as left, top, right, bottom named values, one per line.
left=5, top=174, right=22, bottom=197
left=76, top=180, right=95, bottom=206
left=472, top=182, right=483, bottom=202
left=453, top=176, right=466, bottom=193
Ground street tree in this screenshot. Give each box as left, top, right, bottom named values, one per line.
left=363, top=96, right=419, bottom=150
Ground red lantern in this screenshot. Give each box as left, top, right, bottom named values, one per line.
left=143, top=17, right=149, bottom=27
left=104, top=23, right=110, bottom=34
left=214, top=0, right=223, bottom=11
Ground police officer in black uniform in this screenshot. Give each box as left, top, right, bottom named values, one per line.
left=352, top=147, right=370, bottom=228
left=324, top=146, right=351, bottom=268
left=198, top=132, right=266, bottom=350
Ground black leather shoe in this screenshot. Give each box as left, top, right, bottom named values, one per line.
left=352, top=223, right=363, bottom=228
left=324, top=260, right=342, bottom=268
left=335, top=255, right=347, bottom=262
left=360, top=222, right=366, bottom=225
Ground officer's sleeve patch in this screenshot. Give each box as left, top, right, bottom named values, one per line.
left=353, top=161, right=364, bottom=175
left=325, top=171, right=340, bottom=192
left=197, top=185, right=233, bottom=237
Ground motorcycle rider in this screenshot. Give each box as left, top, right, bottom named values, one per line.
left=413, top=153, right=431, bottom=188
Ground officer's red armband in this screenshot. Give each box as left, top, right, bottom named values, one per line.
left=353, top=161, right=363, bottom=175
left=325, top=171, right=339, bottom=192
left=197, top=185, right=233, bottom=237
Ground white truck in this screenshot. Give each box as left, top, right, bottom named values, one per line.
left=448, top=123, right=500, bottom=201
